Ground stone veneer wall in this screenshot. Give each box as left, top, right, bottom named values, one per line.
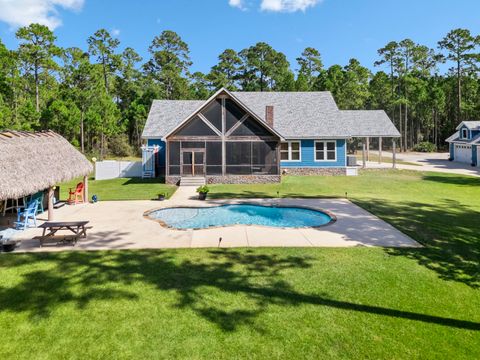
left=281, top=167, right=347, bottom=176
left=206, top=175, right=281, bottom=184
left=166, top=168, right=347, bottom=185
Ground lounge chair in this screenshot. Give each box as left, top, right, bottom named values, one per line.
left=68, top=183, right=84, bottom=205
left=27, top=191, right=45, bottom=214
left=14, top=199, right=39, bottom=230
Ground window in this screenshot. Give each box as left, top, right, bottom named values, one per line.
left=280, top=141, right=301, bottom=161
left=225, top=99, right=246, bottom=131
left=462, top=128, right=468, bottom=139
left=315, top=141, right=337, bottom=161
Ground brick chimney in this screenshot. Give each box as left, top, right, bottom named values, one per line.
left=265, top=105, right=274, bottom=127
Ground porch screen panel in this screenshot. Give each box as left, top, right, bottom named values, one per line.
left=181, top=141, right=205, bottom=149
left=206, top=141, right=222, bottom=175
left=252, top=141, right=278, bottom=174
left=175, top=116, right=218, bottom=136
left=168, top=141, right=180, bottom=175
left=201, top=99, right=222, bottom=131
left=226, top=142, right=252, bottom=174
left=231, top=117, right=272, bottom=137
left=225, top=99, right=246, bottom=131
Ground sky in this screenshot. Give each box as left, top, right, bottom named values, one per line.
left=0, top=0, right=479, bottom=74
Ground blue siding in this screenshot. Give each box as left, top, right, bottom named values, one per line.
left=449, top=143, right=454, bottom=160
left=147, top=139, right=166, bottom=168
left=473, top=145, right=478, bottom=166
left=281, top=139, right=347, bottom=168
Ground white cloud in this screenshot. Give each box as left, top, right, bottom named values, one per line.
left=229, top=0, right=246, bottom=10
left=111, top=28, right=120, bottom=37
left=0, top=0, right=84, bottom=29
left=261, top=0, right=321, bottom=12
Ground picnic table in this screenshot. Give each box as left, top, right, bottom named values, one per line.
left=35, top=221, right=91, bottom=247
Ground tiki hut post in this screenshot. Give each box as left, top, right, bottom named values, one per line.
left=392, top=139, right=397, bottom=169
left=378, top=137, right=382, bottom=163
left=83, top=175, right=89, bottom=203
left=362, top=142, right=366, bottom=169
left=47, top=186, right=54, bottom=221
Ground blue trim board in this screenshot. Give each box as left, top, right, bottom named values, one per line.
left=473, top=145, right=478, bottom=166
left=449, top=143, right=454, bottom=160
left=281, top=139, right=347, bottom=168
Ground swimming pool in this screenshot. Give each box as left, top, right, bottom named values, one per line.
left=146, top=204, right=334, bottom=230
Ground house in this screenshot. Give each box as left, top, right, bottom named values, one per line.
left=0, top=130, right=93, bottom=223
left=141, top=88, right=400, bottom=184
left=446, top=121, right=480, bottom=166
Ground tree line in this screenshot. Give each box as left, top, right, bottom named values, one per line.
left=0, top=25, right=479, bottom=157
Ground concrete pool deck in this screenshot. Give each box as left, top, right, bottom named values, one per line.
left=10, top=190, right=420, bottom=252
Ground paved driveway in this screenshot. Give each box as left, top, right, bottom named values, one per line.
left=368, top=152, right=480, bottom=177
left=11, top=196, right=420, bottom=252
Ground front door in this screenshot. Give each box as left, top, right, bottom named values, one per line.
left=181, top=150, right=205, bottom=176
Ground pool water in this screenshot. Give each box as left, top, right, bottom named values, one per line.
left=147, top=204, right=333, bottom=229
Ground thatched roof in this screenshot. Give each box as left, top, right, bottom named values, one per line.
left=0, top=131, right=93, bottom=200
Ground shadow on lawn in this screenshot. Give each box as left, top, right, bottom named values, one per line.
left=0, top=249, right=479, bottom=331
left=354, top=198, right=480, bottom=289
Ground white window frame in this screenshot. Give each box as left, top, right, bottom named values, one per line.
left=280, top=141, right=301, bottom=162
left=461, top=128, right=468, bottom=139
left=314, top=140, right=337, bottom=162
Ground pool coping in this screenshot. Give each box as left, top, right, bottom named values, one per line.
left=143, top=202, right=337, bottom=231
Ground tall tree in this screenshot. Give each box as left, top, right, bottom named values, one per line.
left=16, top=23, right=61, bottom=112
left=208, top=49, right=241, bottom=90
left=87, top=29, right=120, bottom=93
left=144, top=30, right=191, bottom=99
left=438, top=28, right=479, bottom=122
left=296, top=47, right=323, bottom=89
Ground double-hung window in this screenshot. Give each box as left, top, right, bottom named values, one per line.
left=315, top=141, right=337, bottom=161
left=462, top=128, right=468, bottom=139
left=280, top=141, right=301, bottom=161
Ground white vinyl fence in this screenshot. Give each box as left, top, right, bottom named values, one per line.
left=95, top=160, right=142, bottom=180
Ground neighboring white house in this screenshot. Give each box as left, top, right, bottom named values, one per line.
left=446, top=121, right=480, bottom=166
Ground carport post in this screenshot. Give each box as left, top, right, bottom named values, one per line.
left=379, top=137, right=382, bottom=163
left=366, top=137, right=370, bottom=161
left=362, top=142, right=366, bottom=168
left=392, top=139, right=397, bottom=169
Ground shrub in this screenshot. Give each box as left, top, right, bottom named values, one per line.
left=108, top=134, right=134, bottom=157
left=196, top=185, right=210, bottom=194
left=413, top=141, right=437, bottom=153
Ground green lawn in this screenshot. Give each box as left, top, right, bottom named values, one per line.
left=1, top=170, right=479, bottom=358
left=60, top=177, right=177, bottom=201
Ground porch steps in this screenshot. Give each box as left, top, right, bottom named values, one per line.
left=180, top=177, right=206, bottom=187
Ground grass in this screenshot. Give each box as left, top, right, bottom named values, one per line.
left=1, top=170, right=479, bottom=358
left=60, top=177, right=176, bottom=201
left=0, top=248, right=479, bottom=359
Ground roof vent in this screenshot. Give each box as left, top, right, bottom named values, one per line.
left=265, top=106, right=274, bottom=127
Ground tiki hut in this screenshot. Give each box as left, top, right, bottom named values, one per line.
left=0, top=130, right=93, bottom=220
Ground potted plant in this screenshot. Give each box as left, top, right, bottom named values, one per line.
left=196, top=185, right=210, bottom=200
left=158, top=192, right=166, bottom=201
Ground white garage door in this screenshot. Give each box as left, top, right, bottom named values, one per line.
left=454, top=144, right=472, bottom=164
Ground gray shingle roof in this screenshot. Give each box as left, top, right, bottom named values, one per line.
left=142, top=100, right=205, bottom=138
left=141, top=90, right=400, bottom=139
left=446, top=131, right=480, bottom=145
left=456, top=121, right=480, bottom=131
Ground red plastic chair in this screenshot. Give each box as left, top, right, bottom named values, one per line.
left=68, top=183, right=84, bottom=205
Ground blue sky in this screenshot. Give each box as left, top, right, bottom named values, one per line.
left=0, top=0, right=479, bottom=74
